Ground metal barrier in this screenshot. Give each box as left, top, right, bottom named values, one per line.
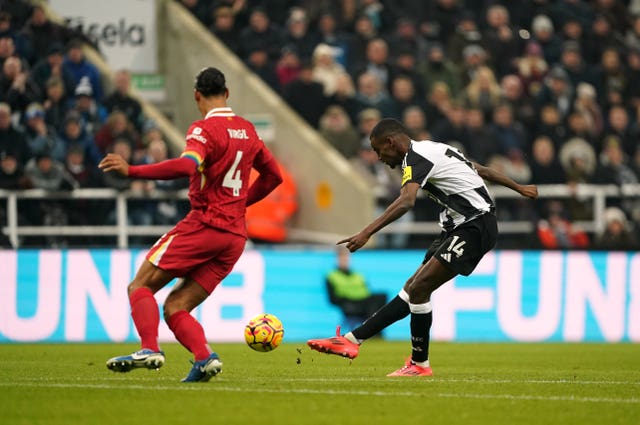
left=1, top=184, right=639, bottom=248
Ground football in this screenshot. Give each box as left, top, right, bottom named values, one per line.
left=244, top=313, right=284, bottom=352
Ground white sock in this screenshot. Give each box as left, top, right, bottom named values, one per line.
left=411, top=359, right=430, bottom=367
left=344, top=332, right=361, bottom=345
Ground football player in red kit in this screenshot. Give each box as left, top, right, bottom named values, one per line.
left=99, top=67, right=282, bottom=382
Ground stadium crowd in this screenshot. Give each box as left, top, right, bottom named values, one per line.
left=183, top=0, right=640, bottom=250
left=0, top=0, right=639, bottom=250
left=0, top=2, right=188, bottom=247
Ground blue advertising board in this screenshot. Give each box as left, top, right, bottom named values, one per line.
left=0, top=249, right=638, bottom=343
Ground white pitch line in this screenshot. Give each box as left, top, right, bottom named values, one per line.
left=14, top=376, right=640, bottom=386
left=0, top=382, right=638, bottom=405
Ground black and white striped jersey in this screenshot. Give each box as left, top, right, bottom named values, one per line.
left=401, top=140, right=495, bottom=231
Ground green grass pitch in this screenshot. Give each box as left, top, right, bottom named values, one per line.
left=0, top=341, right=638, bottom=425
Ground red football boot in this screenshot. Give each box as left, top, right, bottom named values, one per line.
left=307, top=326, right=360, bottom=359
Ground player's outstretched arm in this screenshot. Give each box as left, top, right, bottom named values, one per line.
left=473, top=162, right=538, bottom=199
left=99, top=154, right=196, bottom=180
left=338, top=182, right=420, bottom=252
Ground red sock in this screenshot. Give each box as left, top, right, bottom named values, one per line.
left=129, top=287, right=160, bottom=352
left=167, top=310, right=212, bottom=361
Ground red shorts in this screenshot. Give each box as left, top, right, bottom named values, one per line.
left=146, top=213, right=246, bottom=294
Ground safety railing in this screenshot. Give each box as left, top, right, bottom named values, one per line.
left=1, top=184, right=639, bottom=248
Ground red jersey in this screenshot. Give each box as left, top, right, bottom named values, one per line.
left=180, top=107, right=274, bottom=237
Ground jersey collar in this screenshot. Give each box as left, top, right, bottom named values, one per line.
left=205, top=107, right=235, bottom=119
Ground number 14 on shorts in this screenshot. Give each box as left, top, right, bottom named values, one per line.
left=441, top=235, right=466, bottom=262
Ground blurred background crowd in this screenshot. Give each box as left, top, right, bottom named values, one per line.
left=0, top=0, right=639, bottom=250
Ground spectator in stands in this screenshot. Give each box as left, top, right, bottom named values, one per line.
left=598, top=47, right=629, bottom=111
left=550, top=0, right=594, bottom=31
left=59, top=111, right=101, bottom=166
left=536, top=66, right=575, bottom=121
left=1, top=1, right=32, bottom=32
left=318, top=105, right=360, bottom=159
left=559, top=137, right=597, bottom=183
left=70, top=76, right=108, bottom=136
left=42, top=76, right=69, bottom=131
left=24, top=150, right=76, bottom=191
left=423, top=81, right=452, bottom=128
left=529, top=135, right=567, bottom=184
left=275, top=45, right=302, bottom=88
left=22, top=102, right=65, bottom=162
left=312, top=43, right=348, bottom=97
left=462, top=107, right=496, bottom=164
left=64, top=143, right=102, bottom=188
left=558, top=41, right=599, bottom=94
left=500, top=74, right=537, bottom=134
left=573, top=82, right=604, bottom=138
left=103, top=69, right=144, bottom=132
left=30, top=42, right=75, bottom=99
left=63, top=39, right=103, bottom=102
left=593, top=206, right=638, bottom=250
left=0, top=55, right=40, bottom=112
left=0, top=35, right=17, bottom=68
left=531, top=14, right=563, bottom=66
left=354, top=71, right=398, bottom=118
left=462, top=65, right=502, bottom=121
left=102, top=137, right=136, bottom=191
left=282, top=61, right=328, bottom=128
left=603, top=105, right=638, bottom=157
left=355, top=38, right=393, bottom=91
left=389, top=74, right=422, bottom=118
left=458, top=43, right=489, bottom=86
left=0, top=10, right=32, bottom=62
left=583, top=13, right=626, bottom=65
left=482, top=4, right=521, bottom=77
left=592, top=135, right=639, bottom=185
left=536, top=104, right=567, bottom=149
left=244, top=46, right=280, bottom=93
left=139, top=138, right=188, bottom=225
left=238, top=8, right=283, bottom=61
left=427, top=0, right=463, bottom=44
left=566, top=110, right=597, bottom=146
left=324, top=246, right=387, bottom=331
left=208, top=5, right=240, bottom=55
left=356, top=107, right=381, bottom=145
left=386, top=17, right=426, bottom=63
left=536, top=200, right=590, bottom=249
left=348, top=14, right=378, bottom=75
left=626, top=47, right=640, bottom=108
left=0, top=150, right=28, bottom=189
left=282, top=7, right=318, bottom=63
left=417, top=42, right=461, bottom=98
left=447, top=10, right=482, bottom=65
left=391, top=47, right=426, bottom=100
left=593, top=0, right=630, bottom=34
left=328, top=72, right=359, bottom=125
left=246, top=157, right=297, bottom=244
left=0, top=102, right=29, bottom=165
left=94, top=110, right=140, bottom=157
left=430, top=101, right=466, bottom=144
left=488, top=103, right=529, bottom=157
left=559, top=15, right=588, bottom=48
left=355, top=0, right=389, bottom=33
left=401, top=105, right=430, bottom=141
left=625, top=14, right=640, bottom=52
left=316, top=11, right=353, bottom=70
left=515, top=41, right=549, bottom=98
left=63, top=143, right=106, bottom=236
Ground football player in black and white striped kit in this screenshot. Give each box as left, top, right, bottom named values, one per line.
left=308, top=118, right=538, bottom=376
